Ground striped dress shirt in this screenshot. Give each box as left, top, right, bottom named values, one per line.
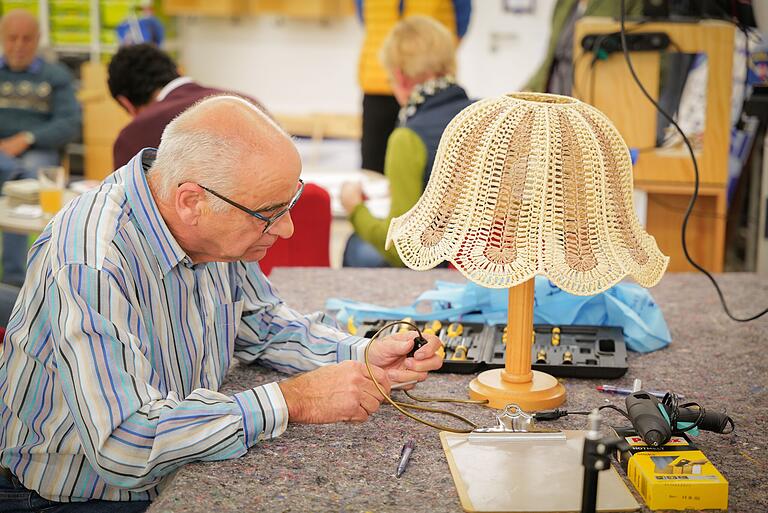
left=0, top=149, right=368, bottom=502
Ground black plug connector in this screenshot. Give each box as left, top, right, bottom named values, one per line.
left=407, top=336, right=428, bottom=358
left=534, top=408, right=570, bottom=421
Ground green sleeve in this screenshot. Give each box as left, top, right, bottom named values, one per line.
left=350, top=127, right=427, bottom=266
left=523, top=0, right=578, bottom=92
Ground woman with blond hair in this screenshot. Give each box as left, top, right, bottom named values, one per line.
left=341, top=15, right=473, bottom=267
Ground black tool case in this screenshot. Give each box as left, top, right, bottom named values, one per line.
left=355, top=320, right=629, bottom=379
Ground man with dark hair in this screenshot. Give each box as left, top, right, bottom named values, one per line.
left=108, top=44, right=268, bottom=168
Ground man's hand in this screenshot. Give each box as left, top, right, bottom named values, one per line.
left=278, top=360, right=391, bottom=424
left=367, top=331, right=444, bottom=390
left=340, top=181, right=364, bottom=214
left=0, top=133, right=31, bottom=157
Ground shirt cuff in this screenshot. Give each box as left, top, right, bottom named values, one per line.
left=233, top=382, right=289, bottom=447
left=335, top=334, right=371, bottom=363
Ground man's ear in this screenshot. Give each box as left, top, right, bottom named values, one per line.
left=175, top=183, right=208, bottom=226
left=116, top=95, right=139, bottom=117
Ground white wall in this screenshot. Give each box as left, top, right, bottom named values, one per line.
left=458, top=0, right=555, bottom=97
left=176, top=0, right=556, bottom=115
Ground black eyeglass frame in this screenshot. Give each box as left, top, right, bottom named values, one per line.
left=184, top=179, right=305, bottom=233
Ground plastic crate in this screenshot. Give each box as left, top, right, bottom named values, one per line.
left=50, top=15, right=91, bottom=31
left=100, top=28, right=118, bottom=45
left=1, top=0, right=39, bottom=15
left=51, top=30, right=91, bottom=45
left=101, top=1, right=137, bottom=27
left=50, top=0, right=90, bottom=16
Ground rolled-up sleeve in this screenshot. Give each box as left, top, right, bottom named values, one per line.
left=232, top=262, right=370, bottom=372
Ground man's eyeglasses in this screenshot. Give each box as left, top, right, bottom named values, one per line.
left=187, top=179, right=304, bottom=233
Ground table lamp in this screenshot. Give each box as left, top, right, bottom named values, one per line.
left=386, top=92, right=668, bottom=410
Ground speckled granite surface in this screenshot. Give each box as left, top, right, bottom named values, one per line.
left=148, top=269, right=768, bottom=513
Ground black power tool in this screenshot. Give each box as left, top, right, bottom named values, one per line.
left=625, top=390, right=734, bottom=446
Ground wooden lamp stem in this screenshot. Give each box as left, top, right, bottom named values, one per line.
left=468, top=278, right=566, bottom=410
left=503, top=278, right=534, bottom=383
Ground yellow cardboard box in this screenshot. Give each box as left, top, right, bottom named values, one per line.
left=612, top=427, right=728, bottom=510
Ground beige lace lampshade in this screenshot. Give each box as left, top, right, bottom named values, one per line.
left=386, top=92, right=668, bottom=409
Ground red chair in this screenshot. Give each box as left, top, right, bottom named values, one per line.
left=259, top=183, right=331, bottom=275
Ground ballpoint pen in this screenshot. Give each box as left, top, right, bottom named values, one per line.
left=396, top=440, right=415, bottom=478
left=596, top=385, right=683, bottom=399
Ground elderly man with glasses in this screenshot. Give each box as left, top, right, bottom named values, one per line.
left=0, top=95, right=444, bottom=512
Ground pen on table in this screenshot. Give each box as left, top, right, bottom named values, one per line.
left=396, top=440, right=415, bottom=478
left=596, top=385, right=683, bottom=399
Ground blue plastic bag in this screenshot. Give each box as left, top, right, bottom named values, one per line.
left=325, top=276, right=671, bottom=353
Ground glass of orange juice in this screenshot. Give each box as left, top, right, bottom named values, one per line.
left=38, top=166, right=66, bottom=217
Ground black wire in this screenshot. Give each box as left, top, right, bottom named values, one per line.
left=619, top=0, right=768, bottom=322
left=577, top=20, right=650, bottom=104
left=561, top=405, right=632, bottom=421
left=598, top=404, right=632, bottom=421
left=550, top=392, right=734, bottom=438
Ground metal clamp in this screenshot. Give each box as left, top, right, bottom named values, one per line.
left=469, top=404, right=565, bottom=442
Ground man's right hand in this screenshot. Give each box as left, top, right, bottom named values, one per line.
left=278, top=360, right=391, bottom=424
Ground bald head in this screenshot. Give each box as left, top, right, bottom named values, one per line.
left=1, top=9, right=40, bottom=71
left=149, top=95, right=299, bottom=209
left=174, top=95, right=289, bottom=152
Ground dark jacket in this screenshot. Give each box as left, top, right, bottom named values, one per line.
left=112, top=81, right=267, bottom=168
left=404, top=84, right=474, bottom=186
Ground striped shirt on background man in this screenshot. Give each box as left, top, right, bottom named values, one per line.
left=0, top=149, right=369, bottom=502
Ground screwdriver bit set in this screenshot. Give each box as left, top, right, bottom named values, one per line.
left=352, top=319, right=629, bottom=378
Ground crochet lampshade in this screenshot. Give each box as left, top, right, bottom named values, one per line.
left=386, top=92, right=668, bottom=409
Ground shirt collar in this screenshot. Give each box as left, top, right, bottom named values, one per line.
left=0, top=56, right=43, bottom=73
left=123, top=148, right=189, bottom=274
left=156, top=76, right=194, bottom=101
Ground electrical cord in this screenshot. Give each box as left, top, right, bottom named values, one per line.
left=619, top=0, right=768, bottom=322
left=363, top=320, right=488, bottom=434
left=575, top=20, right=650, bottom=104
left=536, top=392, right=734, bottom=437
left=661, top=392, right=704, bottom=434
left=534, top=404, right=631, bottom=422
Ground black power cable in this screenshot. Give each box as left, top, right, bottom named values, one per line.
left=619, top=0, right=767, bottom=322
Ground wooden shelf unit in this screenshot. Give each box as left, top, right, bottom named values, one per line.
left=79, top=61, right=131, bottom=180
left=573, top=18, right=736, bottom=272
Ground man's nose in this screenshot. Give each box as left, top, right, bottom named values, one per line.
left=270, top=212, right=295, bottom=239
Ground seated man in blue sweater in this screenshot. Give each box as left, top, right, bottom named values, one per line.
left=0, top=9, right=81, bottom=286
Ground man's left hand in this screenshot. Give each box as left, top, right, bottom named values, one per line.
left=366, top=331, right=443, bottom=389
left=0, top=133, right=31, bottom=157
